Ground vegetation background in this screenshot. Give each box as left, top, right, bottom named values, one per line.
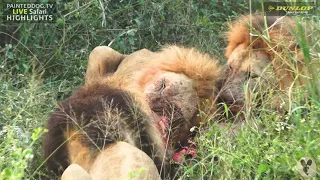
left=0, top=0, right=319, bottom=179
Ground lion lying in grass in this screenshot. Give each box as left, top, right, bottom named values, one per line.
left=219, top=14, right=317, bottom=112
left=44, top=46, right=223, bottom=179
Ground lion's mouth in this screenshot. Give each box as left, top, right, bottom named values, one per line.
left=152, top=104, right=197, bottom=163
left=152, top=103, right=180, bottom=143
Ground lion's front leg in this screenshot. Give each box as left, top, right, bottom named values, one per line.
left=61, top=142, right=161, bottom=180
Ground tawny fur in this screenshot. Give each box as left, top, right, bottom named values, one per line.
left=225, top=14, right=314, bottom=89
left=226, top=15, right=298, bottom=59
left=44, top=45, right=223, bottom=179
left=157, top=46, right=222, bottom=98
left=102, top=45, right=222, bottom=98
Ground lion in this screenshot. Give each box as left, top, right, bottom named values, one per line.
left=218, top=14, right=317, bottom=111
left=43, top=45, right=223, bottom=179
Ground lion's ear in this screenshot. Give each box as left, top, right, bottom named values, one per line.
left=85, top=46, right=126, bottom=84
left=225, top=24, right=250, bottom=59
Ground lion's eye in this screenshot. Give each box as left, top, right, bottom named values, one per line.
left=228, top=65, right=233, bottom=71
left=158, top=79, right=166, bottom=91
left=252, top=73, right=259, bottom=78
left=248, top=72, right=259, bottom=79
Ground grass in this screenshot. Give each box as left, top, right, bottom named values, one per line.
left=0, top=0, right=319, bottom=179
left=175, top=14, right=320, bottom=179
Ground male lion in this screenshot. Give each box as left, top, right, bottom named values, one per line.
left=43, top=46, right=223, bottom=179
left=219, top=14, right=316, bottom=111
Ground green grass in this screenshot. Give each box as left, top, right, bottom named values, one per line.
left=1, top=0, right=319, bottom=179
left=176, top=14, right=320, bottom=179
